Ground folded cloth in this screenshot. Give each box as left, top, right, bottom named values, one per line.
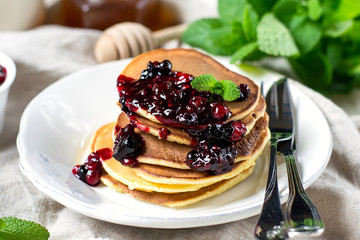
left=0, top=25, right=359, bottom=240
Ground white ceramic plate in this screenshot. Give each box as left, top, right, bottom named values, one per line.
left=17, top=58, right=332, bottom=229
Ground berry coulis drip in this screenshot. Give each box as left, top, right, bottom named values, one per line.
left=128, top=115, right=150, bottom=133
left=112, top=124, right=144, bottom=168
left=0, top=65, right=7, bottom=85
left=72, top=148, right=112, bottom=186
left=158, top=126, right=171, bottom=139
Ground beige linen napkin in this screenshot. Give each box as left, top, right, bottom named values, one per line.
left=0, top=25, right=359, bottom=240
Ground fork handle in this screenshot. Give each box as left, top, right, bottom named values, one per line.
left=255, top=145, right=288, bottom=240
left=284, top=153, right=324, bottom=237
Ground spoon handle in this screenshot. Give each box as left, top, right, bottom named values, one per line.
left=283, top=152, right=324, bottom=237
left=153, top=23, right=188, bottom=46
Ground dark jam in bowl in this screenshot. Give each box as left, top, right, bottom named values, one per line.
left=114, top=60, right=249, bottom=175
left=0, top=65, right=6, bottom=85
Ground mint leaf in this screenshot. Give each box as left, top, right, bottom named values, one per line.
left=341, top=55, right=360, bottom=76
left=191, top=74, right=218, bottom=91
left=289, top=50, right=332, bottom=90
left=182, top=18, right=246, bottom=55
left=347, top=20, right=360, bottom=41
left=231, top=42, right=259, bottom=63
left=350, top=64, right=360, bottom=76
left=325, top=20, right=354, bottom=38
left=218, top=0, right=246, bottom=23
left=326, top=41, right=342, bottom=68
left=0, top=219, right=5, bottom=229
left=291, top=20, right=322, bottom=54
left=272, top=0, right=299, bottom=26
left=221, top=80, right=241, bottom=101
left=242, top=3, right=259, bottom=41
left=191, top=74, right=240, bottom=101
left=257, top=13, right=300, bottom=57
left=0, top=217, right=50, bottom=240
left=288, top=13, right=307, bottom=31
left=213, top=81, right=224, bottom=95
left=247, top=0, right=277, bottom=16
left=308, top=0, right=323, bottom=21
left=324, top=0, right=360, bottom=23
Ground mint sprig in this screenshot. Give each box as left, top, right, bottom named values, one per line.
left=0, top=217, right=50, bottom=240
left=191, top=74, right=240, bottom=101
left=183, top=0, right=360, bottom=95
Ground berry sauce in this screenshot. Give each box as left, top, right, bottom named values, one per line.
left=114, top=60, right=249, bottom=175
left=72, top=148, right=113, bottom=186
left=185, top=121, right=247, bottom=174
left=117, top=60, right=231, bottom=129
left=158, top=126, right=171, bottom=139
left=187, top=140, right=237, bottom=174
left=0, top=65, right=6, bottom=85
left=112, top=124, right=144, bottom=168
left=128, top=115, right=150, bottom=133
left=237, top=84, right=250, bottom=102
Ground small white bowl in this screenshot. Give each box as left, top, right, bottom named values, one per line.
left=0, top=51, right=16, bottom=134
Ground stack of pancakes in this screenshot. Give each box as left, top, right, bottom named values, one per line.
left=90, top=49, right=270, bottom=207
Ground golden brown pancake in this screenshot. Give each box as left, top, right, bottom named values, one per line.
left=91, top=121, right=266, bottom=192
left=131, top=127, right=269, bottom=185
left=113, top=112, right=269, bottom=169
left=129, top=95, right=266, bottom=146
left=100, top=156, right=255, bottom=193
left=93, top=121, right=262, bottom=205
left=101, top=166, right=254, bottom=207
left=119, top=48, right=260, bottom=124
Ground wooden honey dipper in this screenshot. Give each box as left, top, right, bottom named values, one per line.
left=94, top=22, right=188, bottom=63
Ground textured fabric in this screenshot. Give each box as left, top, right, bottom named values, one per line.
left=1, top=25, right=360, bottom=240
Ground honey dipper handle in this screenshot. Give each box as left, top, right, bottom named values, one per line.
left=153, top=23, right=188, bottom=47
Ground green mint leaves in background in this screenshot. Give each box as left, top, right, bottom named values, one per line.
left=257, top=13, right=300, bottom=57
left=183, top=0, right=360, bottom=95
left=191, top=74, right=241, bottom=101
left=0, top=217, right=50, bottom=240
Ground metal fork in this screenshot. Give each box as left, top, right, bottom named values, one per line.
left=255, top=80, right=291, bottom=240
left=276, top=82, right=324, bottom=237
